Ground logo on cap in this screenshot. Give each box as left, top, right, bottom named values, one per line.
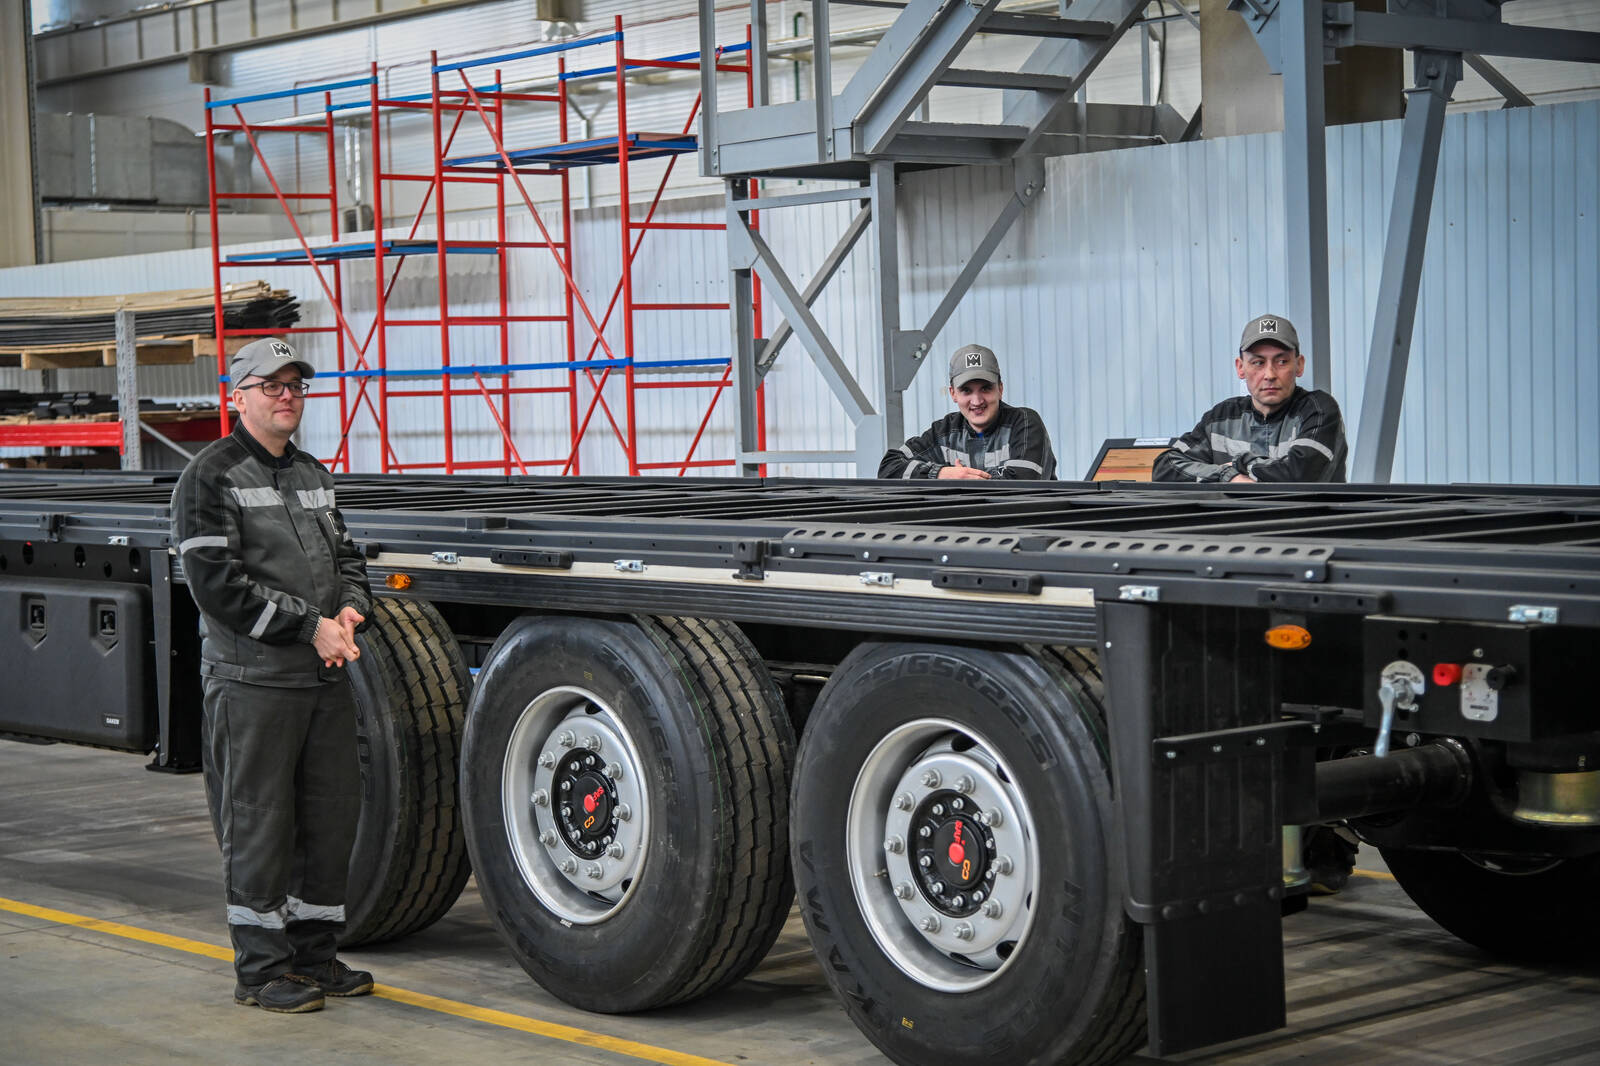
left=966, top=353, right=984, bottom=368
left=270, top=341, right=294, bottom=360
left=1258, top=318, right=1279, bottom=335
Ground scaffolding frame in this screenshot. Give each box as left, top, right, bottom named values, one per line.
left=204, top=19, right=765, bottom=476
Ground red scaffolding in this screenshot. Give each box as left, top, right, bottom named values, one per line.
left=204, top=18, right=765, bottom=476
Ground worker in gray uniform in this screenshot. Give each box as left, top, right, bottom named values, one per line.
left=1153, top=313, right=1348, bottom=483
left=1153, top=313, right=1357, bottom=893
left=170, top=338, right=375, bottom=1013
left=879, top=344, right=1057, bottom=480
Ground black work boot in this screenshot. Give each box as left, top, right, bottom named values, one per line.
left=234, top=974, right=325, bottom=1013
left=295, top=958, right=375, bottom=997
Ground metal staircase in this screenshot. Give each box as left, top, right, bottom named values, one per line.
left=696, top=1, right=1179, bottom=475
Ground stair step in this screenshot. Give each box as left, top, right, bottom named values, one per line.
left=898, top=120, right=1031, bottom=141
left=939, top=67, right=1075, bottom=92
left=980, top=13, right=1115, bottom=39
left=830, top=0, right=909, bottom=7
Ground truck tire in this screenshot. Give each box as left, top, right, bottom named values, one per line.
left=342, top=596, right=473, bottom=945
left=460, top=613, right=795, bottom=1012
left=791, top=642, right=1145, bottom=1066
left=1380, top=847, right=1600, bottom=963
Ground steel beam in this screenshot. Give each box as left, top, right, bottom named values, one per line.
left=699, top=1, right=720, bottom=176
left=1280, top=0, right=1331, bottom=392
left=729, top=209, right=876, bottom=425
left=758, top=201, right=874, bottom=379
left=855, top=0, right=1001, bottom=156
left=1347, top=12, right=1600, bottom=64
left=729, top=180, right=762, bottom=476
left=1352, top=51, right=1461, bottom=484
left=1463, top=53, right=1533, bottom=109
left=115, top=309, right=142, bottom=471
left=870, top=161, right=905, bottom=456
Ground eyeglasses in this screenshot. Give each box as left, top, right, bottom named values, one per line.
left=238, top=379, right=311, bottom=398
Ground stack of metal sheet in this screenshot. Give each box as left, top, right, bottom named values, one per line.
left=0, top=282, right=298, bottom=349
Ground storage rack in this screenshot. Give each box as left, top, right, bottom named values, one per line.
left=203, top=18, right=766, bottom=476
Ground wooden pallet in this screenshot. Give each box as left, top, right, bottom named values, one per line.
left=0, top=334, right=249, bottom=371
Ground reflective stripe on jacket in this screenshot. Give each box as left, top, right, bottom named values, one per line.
left=1152, top=387, right=1348, bottom=483
left=879, top=403, right=1057, bottom=480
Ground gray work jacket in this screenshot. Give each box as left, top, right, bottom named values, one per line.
left=171, top=423, right=372, bottom=687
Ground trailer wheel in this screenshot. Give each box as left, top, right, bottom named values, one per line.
left=791, top=642, right=1145, bottom=1066
left=1380, top=847, right=1600, bottom=962
left=460, top=614, right=795, bottom=1012
left=342, top=597, right=473, bottom=945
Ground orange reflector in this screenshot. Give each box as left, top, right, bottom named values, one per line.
left=1264, top=624, right=1312, bottom=650
left=385, top=573, right=413, bottom=590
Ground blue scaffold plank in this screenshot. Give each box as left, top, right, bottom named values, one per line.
left=225, top=240, right=503, bottom=264
left=207, top=76, right=377, bottom=110
left=433, top=33, right=621, bottom=74
left=443, top=132, right=698, bottom=170
left=561, top=40, right=751, bottom=81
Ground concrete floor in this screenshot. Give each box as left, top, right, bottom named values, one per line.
left=3, top=740, right=1598, bottom=1066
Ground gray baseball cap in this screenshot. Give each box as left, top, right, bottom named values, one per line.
left=230, top=337, right=315, bottom=385
left=1239, top=314, right=1299, bottom=353
left=949, top=343, right=1001, bottom=388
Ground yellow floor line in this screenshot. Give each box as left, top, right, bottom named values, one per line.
left=1351, top=867, right=1396, bottom=882
left=0, top=895, right=735, bottom=1066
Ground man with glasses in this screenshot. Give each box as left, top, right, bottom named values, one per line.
left=1153, top=314, right=1348, bottom=483
left=171, top=338, right=375, bottom=1013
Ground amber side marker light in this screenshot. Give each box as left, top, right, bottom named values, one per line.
left=386, top=573, right=413, bottom=590
left=1265, top=624, right=1312, bottom=650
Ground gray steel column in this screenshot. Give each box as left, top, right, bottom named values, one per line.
left=115, top=309, right=143, bottom=471
left=869, top=161, right=903, bottom=467
left=1, top=0, right=41, bottom=266
left=727, top=179, right=762, bottom=476
left=1280, top=0, right=1331, bottom=392
left=698, top=1, right=721, bottom=176
left=1352, top=50, right=1461, bottom=483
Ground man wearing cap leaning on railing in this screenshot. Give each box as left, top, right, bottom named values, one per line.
left=878, top=343, right=1057, bottom=480
left=170, top=338, right=376, bottom=1014
left=1153, top=313, right=1349, bottom=484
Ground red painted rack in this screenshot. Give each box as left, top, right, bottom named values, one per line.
left=203, top=18, right=766, bottom=476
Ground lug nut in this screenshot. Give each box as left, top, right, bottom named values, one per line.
left=884, top=835, right=905, bottom=854
left=951, top=798, right=964, bottom=811
left=984, top=808, right=1003, bottom=827
left=996, top=856, right=1014, bottom=876
left=920, top=769, right=941, bottom=789
left=605, top=762, right=623, bottom=780
left=558, top=730, right=576, bottom=748
left=919, top=855, right=932, bottom=869
left=895, top=792, right=914, bottom=811
left=539, top=752, right=557, bottom=769
left=954, top=922, right=974, bottom=941
left=616, top=803, right=632, bottom=822
left=539, top=829, right=558, bottom=847
left=918, top=915, right=941, bottom=933
left=972, top=889, right=985, bottom=903
left=982, top=899, right=1003, bottom=919
left=560, top=805, right=572, bottom=819
left=955, top=775, right=975, bottom=795
left=607, top=843, right=624, bottom=859
left=951, top=894, right=965, bottom=908
left=931, top=881, right=945, bottom=894
left=531, top=789, right=549, bottom=807
left=559, top=858, right=577, bottom=874
left=584, top=734, right=603, bottom=751
left=586, top=863, right=604, bottom=879
left=560, top=780, right=572, bottom=792
left=583, top=755, right=596, bottom=768
left=894, top=882, right=914, bottom=900
left=931, top=803, right=945, bottom=816
left=919, top=826, right=932, bottom=839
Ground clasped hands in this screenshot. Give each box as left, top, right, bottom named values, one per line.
left=314, top=606, right=365, bottom=668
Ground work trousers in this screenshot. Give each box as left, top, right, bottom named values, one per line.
left=200, top=675, right=362, bottom=987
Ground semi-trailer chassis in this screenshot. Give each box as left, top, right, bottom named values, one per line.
left=3, top=470, right=1597, bottom=1064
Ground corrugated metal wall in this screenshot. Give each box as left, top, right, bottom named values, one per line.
left=3, top=98, right=1597, bottom=482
